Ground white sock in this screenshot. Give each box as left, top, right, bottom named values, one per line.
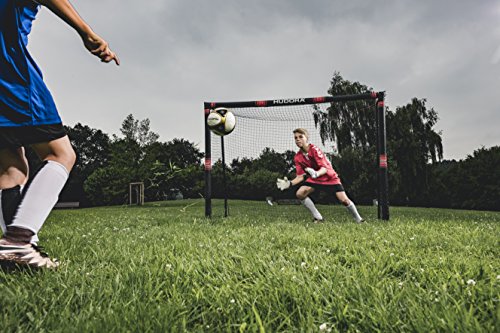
left=346, top=202, right=363, bottom=222
left=301, top=197, right=323, bottom=220
left=10, top=161, right=69, bottom=234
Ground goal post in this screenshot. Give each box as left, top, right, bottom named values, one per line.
left=129, top=182, right=144, bottom=206
left=376, top=93, right=389, bottom=220
left=204, top=92, right=389, bottom=220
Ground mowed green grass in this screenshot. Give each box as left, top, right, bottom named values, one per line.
left=0, top=200, right=499, bottom=332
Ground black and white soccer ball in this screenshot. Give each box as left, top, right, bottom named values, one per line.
left=207, top=107, right=236, bottom=136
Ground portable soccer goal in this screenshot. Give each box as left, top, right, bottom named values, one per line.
left=129, top=182, right=144, bottom=206
left=204, top=92, right=389, bottom=220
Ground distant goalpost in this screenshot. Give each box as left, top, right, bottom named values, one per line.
left=204, top=92, right=389, bottom=220
left=129, top=182, right=144, bottom=206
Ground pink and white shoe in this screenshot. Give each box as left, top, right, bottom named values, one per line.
left=0, top=241, right=59, bottom=270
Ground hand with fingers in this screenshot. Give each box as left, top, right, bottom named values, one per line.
left=276, top=177, right=291, bottom=191
left=83, top=32, right=120, bottom=65
left=305, top=167, right=319, bottom=179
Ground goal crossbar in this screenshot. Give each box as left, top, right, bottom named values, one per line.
left=204, top=92, right=379, bottom=109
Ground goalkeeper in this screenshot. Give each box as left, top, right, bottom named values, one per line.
left=276, top=128, right=364, bottom=223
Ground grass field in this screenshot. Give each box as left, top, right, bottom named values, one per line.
left=1, top=199, right=499, bottom=332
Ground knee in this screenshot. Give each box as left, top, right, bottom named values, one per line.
left=61, top=147, right=76, bottom=172
left=336, top=191, right=352, bottom=206
left=337, top=194, right=350, bottom=206
left=0, top=167, right=28, bottom=187
left=296, top=190, right=307, bottom=200
left=0, top=149, right=29, bottom=186
left=340, top=198, right=351, bottom=206
left=67, top=148, right=77, bottom=168
left=48, top=147, right=76, bottom=172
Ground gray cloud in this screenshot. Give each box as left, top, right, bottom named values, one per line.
left=27, top=0, right=500, bottom=160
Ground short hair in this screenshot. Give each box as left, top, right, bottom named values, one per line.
left=293, top=128, right=309, bottom=138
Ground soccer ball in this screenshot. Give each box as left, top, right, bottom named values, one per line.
left=207, top=108, right=236, bottom=136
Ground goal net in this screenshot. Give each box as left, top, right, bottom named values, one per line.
left=204, top=93, right=389, bottom=220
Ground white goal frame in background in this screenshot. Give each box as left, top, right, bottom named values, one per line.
left=129, top=182, right=144, bottom=206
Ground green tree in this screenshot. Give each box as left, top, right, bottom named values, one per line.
left=142, top=139, right=204, bottom=199
left=253, top=148, right=291, bottom=174
left=459, top=146, right=500, bottom=210
left=84, top=115, right=154, bottom=205
left=146, top=160, right=181, bottom=201
left=53, top=123, right=111, bottom=205
left=84, top=138, right=142, bottom=205
left=84, top=114, right=204, bottom=205
left=314, top=71, right=376, bottom=153
left=84, top=165, right=134, bottom=206
left=230, top=157, right=254, bottom=175
left=119, top=114, right=159, bottom=147
left=430, top=146, right=500, bottom=211
left=312, top=72, right=379, bottom=203
left=387, top=98, right=443, bottom=204
left=144, top=139, right=203, bottom=169
left=329, top=146, right=378, bottom=204
left=313, top=72, right=444, bottom=206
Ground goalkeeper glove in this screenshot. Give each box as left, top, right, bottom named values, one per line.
left=305, top=167, right=319, bottom=179
left=276, top=177, right=291, bottom=191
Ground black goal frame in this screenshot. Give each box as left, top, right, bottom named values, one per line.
left=204, top=91, right=389, bottom=220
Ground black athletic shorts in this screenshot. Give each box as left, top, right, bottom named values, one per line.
left=0, top=124, right=66, bottom=150
left=303, top=182, right=345, bottom=194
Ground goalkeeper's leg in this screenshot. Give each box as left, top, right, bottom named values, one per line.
left=336, top=191, right=363, bottom=223
left=296, top=186, right=323, bottom=221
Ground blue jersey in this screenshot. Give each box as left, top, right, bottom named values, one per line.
left=0, top=0, right=60, bottom=127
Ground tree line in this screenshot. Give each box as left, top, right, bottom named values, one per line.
left=23, top=73, right=499, bottom=211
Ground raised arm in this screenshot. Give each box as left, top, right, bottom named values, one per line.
left=35, top=0, right=120, bottom=65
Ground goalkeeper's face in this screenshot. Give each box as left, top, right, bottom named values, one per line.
left=294, top=133, right=308, bottom=149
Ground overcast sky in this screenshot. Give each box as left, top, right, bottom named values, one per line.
left=28, top=0, right=499, bottom=160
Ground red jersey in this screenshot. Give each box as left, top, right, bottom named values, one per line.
left=294, top=144, right=341, bottom=185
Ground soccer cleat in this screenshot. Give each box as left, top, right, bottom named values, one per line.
left=313, top=218, right=324, bottom=224
left=0, top=243, right=59, bottom=270
left=356, top=218, right=365, bottom=224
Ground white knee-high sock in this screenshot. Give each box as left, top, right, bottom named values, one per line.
left=301, top=197, right=323, bottom=220
left=10, top=161, right=69, bottom=234
left=346, top=202, right=363, bottom=222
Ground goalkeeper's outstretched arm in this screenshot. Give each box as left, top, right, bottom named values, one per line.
left=276, top=174, right=306, bottom=191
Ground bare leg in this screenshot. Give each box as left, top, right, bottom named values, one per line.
left=336, top=191, right=363, bottom=223
left=0, top=147, right=28, bottom=189
left=31, top=136, right=76, bottom=172
left=296, top=186, right=323, bottom=221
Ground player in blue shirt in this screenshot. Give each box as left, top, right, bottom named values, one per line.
left=0, top=0, right=119, bottom=269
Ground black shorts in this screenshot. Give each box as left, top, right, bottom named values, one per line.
left=0, top=124, right=66, bottom=150
left=303, top=182, right=345, bottom=194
